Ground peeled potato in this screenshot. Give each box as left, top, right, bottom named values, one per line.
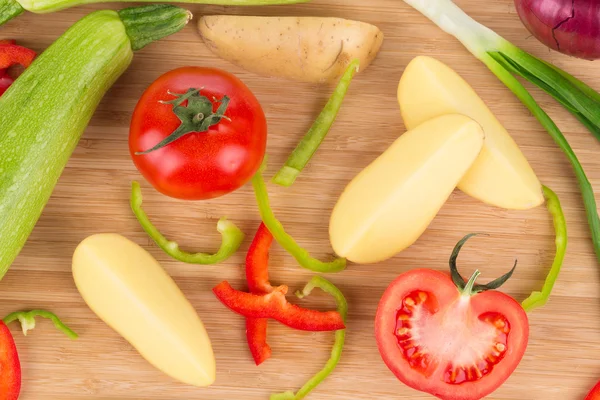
left=198, top=15, right=383, bottom=84
left=398, top=56, right=543, bottom=210
left=72, top=234, right=216, bottom=387
left=329, top=114, right=484, bottom=264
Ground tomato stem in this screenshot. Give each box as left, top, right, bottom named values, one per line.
left=461, top=270, right=481, bottom=296
left=450, top=234, right=517, bottom=294
left=135, top=87, right=230, bottom=155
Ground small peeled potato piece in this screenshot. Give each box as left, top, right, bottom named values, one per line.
left=198, top=15, right=383, bottom=84
left=330, top=114, right=484, bottom=264
left=72, top=234, right=216, bottom=387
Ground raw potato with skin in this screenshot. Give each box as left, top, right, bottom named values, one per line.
left=198, top=16, right=383, bottom=83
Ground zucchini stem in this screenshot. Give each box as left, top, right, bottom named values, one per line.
left=118, top=4, right=191, bottom=51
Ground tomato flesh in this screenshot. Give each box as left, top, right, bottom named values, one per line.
left=375, top=269, right=528, bottom=400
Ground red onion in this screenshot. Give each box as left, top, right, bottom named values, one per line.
left=514, top=0, right=600, bottom=60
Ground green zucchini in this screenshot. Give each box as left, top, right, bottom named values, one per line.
left=0, top=5, right=190, bottom=279
left=0, top=0, right=308, bottom=27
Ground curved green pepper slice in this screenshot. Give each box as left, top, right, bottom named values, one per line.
left=130, top=181, right=244, bottom=265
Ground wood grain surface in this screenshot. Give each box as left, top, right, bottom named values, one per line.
left=2, top=0, right=600, bottom=399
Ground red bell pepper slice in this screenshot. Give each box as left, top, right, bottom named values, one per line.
left=0, top=74, right=14, bottom=96
left=246, top=318, right=270, bottom=366
left=0, top=41, right=36, bottom=97
left=245, top=223, right=274, bottom=365
left=0, top=321, right=21, bottom=400
left=246, top=223, right=274, bottom=294
left=213, top=281, right=345, bottom=332
left=0, top=43, right=36, bottom=69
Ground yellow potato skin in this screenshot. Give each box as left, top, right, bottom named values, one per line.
left=72, top=234, right=216, bottom=387
left=198, top=15, right=383, bottom=84
left=398, top=56, right=544, bottom=210
left=329, top=114, right=484, bottom=264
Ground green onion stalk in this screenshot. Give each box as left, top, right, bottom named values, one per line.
left=401, top=0, right=600, bottom=264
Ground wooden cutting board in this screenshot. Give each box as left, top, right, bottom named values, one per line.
left=2, top=0, right=600, bottom=398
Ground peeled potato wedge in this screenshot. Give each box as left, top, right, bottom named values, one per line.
left=329, top=114, right=484, bottom=264
left=72, top=234, right=216, bottom=387
left=198, top=15, right=383, bottom=84
left=398, top=56, right=543, bottom=210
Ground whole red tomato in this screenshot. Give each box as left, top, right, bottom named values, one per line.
left=129, top=67, right=267, bottom=200
left=375, top=235, right=529, bottom=400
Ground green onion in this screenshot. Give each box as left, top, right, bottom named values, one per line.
left=401, top=0, right=600, bottom=264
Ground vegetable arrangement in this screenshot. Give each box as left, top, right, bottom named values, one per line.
left=400, top=0, right=600, bottom=264
left=1, top=0, right=599, bottom=398
left=0, top=4, right=191, bottom=280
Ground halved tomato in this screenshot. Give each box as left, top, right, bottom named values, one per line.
left=375, top=235, right=529, bottom=400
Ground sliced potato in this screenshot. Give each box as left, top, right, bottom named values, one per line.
left=398, top=56, right=543, bottom=210
left=198, top=15, right=383, bottom=83
left=329, top=114, right=484, bottom=264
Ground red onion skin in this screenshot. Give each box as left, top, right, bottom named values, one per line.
left=514, top=0, right=600, bottom=60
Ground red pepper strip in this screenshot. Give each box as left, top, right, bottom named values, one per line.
left=246, top=223, right=274, bottom=365
left=0, top=39, right=16, bottom=78
left=0, top=321, right=21, bottom=400
left=0, top=44, right=36, bottom=69
left=0, top=74, right=14, bottom=96
left=246, top=223, right=274, bottom=294
left=246, top=318, right=270, bottom=365
left=214, top=281, right=345, bottom=332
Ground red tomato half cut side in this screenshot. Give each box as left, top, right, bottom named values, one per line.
left=375, top=269, right=529, bottom=400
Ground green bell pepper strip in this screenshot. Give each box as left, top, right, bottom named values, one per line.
left=271, top=276, right=348, bottom=400
left=522, top=186, right=567, bottom=312
left=273, top=60, right=360, bottom=187
left=130, top=181, right=244, bottom=265
left=3, top=310, right=78, bottom=339
left=252, top=164, right=346, bottom=273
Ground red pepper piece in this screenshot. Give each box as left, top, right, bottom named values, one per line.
left=245, top=223, right=274, bottom=365
left=0, top=321, right=21, bottom=400
left=0, top=44, right=36, bottom=70
left=246, top=223, right=274, bottom=293
left=0, top=74, right=14, bottom=96
left=0, top=40, right=17, bottom=45
left=214, top=281, right=345, bottom=332
left=246, top=318, right=271, bottom=365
